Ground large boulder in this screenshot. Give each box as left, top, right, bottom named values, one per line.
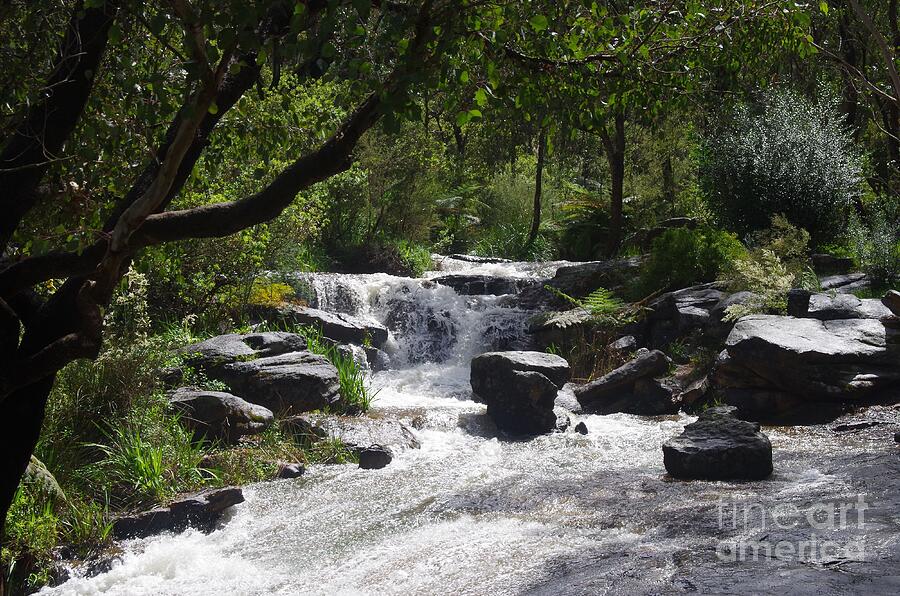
left=168, top=388, right=274, bottom=443
left=180, top=332, right=341, bottom=414
left=712, top=315, right=900, bottom=423
left=248, top=305, right=388, bottom=348
left=574, top=349, right=677, bottom=415
left=470, top=351, right=571, bottom=435
left=221, top=352, right=341, bottom=414
left=112, top=487, right=244, bottom=539
left=432, top=274, right=522, bottom=296
left=663, top=406, right=773, bottom=480
left=641, top=283, right=728, bottom=349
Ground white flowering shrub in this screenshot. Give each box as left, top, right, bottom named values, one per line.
left=701, top=88, right=862, bottom=244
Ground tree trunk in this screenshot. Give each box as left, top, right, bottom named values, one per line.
left=599, top=113, right=626, bottom=256
left=662, top=155, right=675, bottom=208
left=527, top=126, right=547, bottom=246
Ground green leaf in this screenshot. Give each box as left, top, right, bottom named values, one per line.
left=208, top=102, right=219, bottom=115
left=819, top=1, right=829, bottom=14
left=456, top=111, right=471, bottom=127
left=459, top=70, right=469, bottom=84
left=474, top=88, right=488, bottom=107
left=529, top=15, right=548, bottom=32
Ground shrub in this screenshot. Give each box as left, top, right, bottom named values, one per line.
left=848, top=206, right=900, bottom=290
left=639, top=226, right=747, bottom=292
left=722, top=249, right=795, bottom=321
left=700, top=88, right=863, bottom=244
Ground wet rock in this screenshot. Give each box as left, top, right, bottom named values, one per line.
left=883, top=290, right=900, bottom=317
left=574, top=421, right=589, bottom=435
left=480, top=311, right=531, bottom=352
left=471, top=351, right=571, bottom=391
left=470, top=351, right=570, bottom=435
left=248, top=304, right=388, bottom=348
left=168, top=388, right=274, bottom=443
left=446, top=253, right=512, bottom=264
left=385, top=294, right=457, bottom=363
left=820, top=272, right=870, bottom=294
left=895, top=431, right=900, bottom=444
left=221, top=352, right=341, bottom=414
left=554, top=384, right=583, bottom=414
left=286, top=414, right=421, bottom=455
left=663, top=406, right=773, bottom=480
left=432, top=274, right=522, bottom=296
left=359, top=446, right=393, bottom=469
left=276, top=463, right=306, bottom=479
left=830, top=420, right=884, bottom=432
left=364, top=346, right=391, bottom=372
left=712, top=315, right=900, bottom=423
left=574, top=349, right=674, bottom=414
left=112, top=487, right=244, bottom=539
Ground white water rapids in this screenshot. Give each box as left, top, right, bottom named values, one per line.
left=44, top=256, right=900, bottom=595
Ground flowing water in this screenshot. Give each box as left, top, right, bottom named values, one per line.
left=45, top=257, right=900, bottom=595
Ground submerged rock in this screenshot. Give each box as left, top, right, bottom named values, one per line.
left=574, top=349, right=678, bottom=415
left=168, top=388, right=274, bottom=443
left=574, top=421, right=589, bottom=435
left=470, top=351, right=571, bottom=435
left=285, top=414, right=420, bottom=457
left=112, top=487, right=244, bottom=540
left=663, top=406, right=773, bottom=480
left=276, top=463, right=306, bottom=479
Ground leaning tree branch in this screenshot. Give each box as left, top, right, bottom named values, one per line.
left=0, top=0, right=119, bottom=252
left=848, top=0, right=900, bottom=109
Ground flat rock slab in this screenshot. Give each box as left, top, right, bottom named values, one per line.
left=663, top=407, right=773, bottom=480
left=803, top=293, right=892, bottom=320
left=471, top=351, right=571, bottom=391
left=168, top=388, right=274, bottom=443
left=285, top=414, right=421, bottom=455
left=249, top=304, right=388, bottom=347
left=112, top=487, right=244, bottom=540
left=883, top=290, right=900, bottom=317
left=717, top=315, right=900, bottom=401
left=179, top=332, right=307, bottom=371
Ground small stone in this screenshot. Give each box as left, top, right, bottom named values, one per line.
left=359, top=446, right=393, bottom=470
left=894, top=431, right=900, bottom=444
left=574, top=421, right=588, bottom=435
left=276, top=463, right=305, bottom=479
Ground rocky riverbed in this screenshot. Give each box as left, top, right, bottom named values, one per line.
left=43, top=256, right=900, bottom=595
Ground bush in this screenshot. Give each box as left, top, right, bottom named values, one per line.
left=848, top=203, right=900, bottom=290
left=639, top=226, right=747, bottom=292
left=700, top=88, right=862, bottom=244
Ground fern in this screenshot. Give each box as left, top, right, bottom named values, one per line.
left=543, top=285, right=635, bottom=327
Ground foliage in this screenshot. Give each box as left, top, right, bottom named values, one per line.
left=248, top=279, right=296, bottom=307
left=700, top=88, right=863, bottom=244
left=294, top=325, right=375, bottom=415
left=639, top=227, right=747, bottom=292
left=847, top=203, right=900, bottom=290
left=545, top=285, right=636, bottom=328
left=722, top=249, right=795, bottom=321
